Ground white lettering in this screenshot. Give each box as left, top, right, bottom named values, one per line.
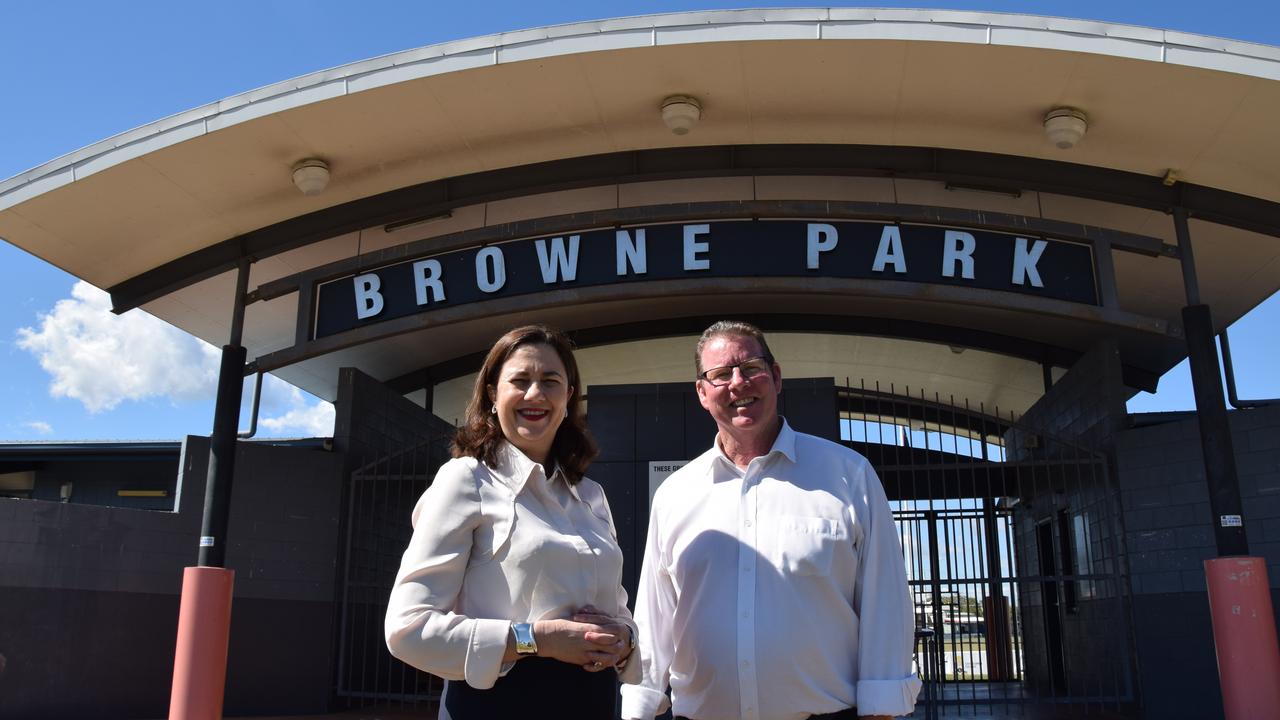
left=475, top=247, right=506, bottom=293
left=412, top=259, right=445, bottom=305
left=1012, top=237, right=1048, bottom=288
left=806, top=223, right=838, bottom=269
left=683, top=224, right=710, bottom=271
left=942, top=230, right=976, bottom=280
left=872, top=225, right=907, bottom=274
left=535, top=235, right=580, bottom=284
left=616, top=229, right=647, bottom=276
left=354, top=273, right=384, bottom=319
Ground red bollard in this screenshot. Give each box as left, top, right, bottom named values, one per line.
left=168, top=567, right=235, bottom=720
left=1205, top=557, right=1280, bottom=720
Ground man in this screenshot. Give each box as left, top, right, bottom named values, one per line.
left=621, top=321, right=920, bottom=720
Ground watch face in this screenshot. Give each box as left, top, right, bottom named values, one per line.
left=513, top=622, right=537, bottom=654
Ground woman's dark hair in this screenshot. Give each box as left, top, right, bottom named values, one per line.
left=452, top=324, right=598, bottom=484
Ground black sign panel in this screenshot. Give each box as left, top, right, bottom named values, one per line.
left=313, top=220, right=1096, bottom=339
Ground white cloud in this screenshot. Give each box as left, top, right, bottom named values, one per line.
left=257, top=376, right=335, bottom=437
left=16, top=282, right=219, bottom=412
left=17, top=281, right=335, bottom=436
left=260, top=402, right=336, bottom=437
left=23, top=420, right=53, bottom=435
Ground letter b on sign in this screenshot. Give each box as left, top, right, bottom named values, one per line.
left=354, top=273, right=384, bottom=319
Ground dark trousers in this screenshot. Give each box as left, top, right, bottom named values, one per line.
left=443, top=656, right=617, bottom=719
left=676, top=709, right=858, bottom=720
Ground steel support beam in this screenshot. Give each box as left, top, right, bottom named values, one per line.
left=171, top=258, right=251, bottom=720
left=198, top=258, right=250, bottom=566
left=1174, top=208, right=1247, bottom=556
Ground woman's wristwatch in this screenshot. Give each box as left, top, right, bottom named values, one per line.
left=511, top=622, right=538, bottom=656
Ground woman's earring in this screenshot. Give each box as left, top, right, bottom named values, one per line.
left=491, top=405, right=498, bottom=414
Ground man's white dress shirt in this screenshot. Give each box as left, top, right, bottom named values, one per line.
left=385, top=441, right=641, bottom=694
left=621, top=420, right=921, bottom=720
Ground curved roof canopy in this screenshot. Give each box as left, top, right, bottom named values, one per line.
left=2, top=8, right=1279, bottom=405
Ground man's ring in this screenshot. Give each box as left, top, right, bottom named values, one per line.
left=592, top=661, right=602, bottom=669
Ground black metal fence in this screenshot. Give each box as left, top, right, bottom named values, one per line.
left=839, top=382, right=1138, bottom=718
left=336, top=433, right=453, bottom=708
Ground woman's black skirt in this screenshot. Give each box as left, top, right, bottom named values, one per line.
left=443, top=656, right=617, bottom=719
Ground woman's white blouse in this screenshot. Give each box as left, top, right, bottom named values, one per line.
left=385, top=442, right=640, bottom=689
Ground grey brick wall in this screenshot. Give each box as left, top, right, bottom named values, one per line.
left=0, top=437, right=345, bottom=718
left=1118, top=403, right=1280, bottom=592
left=334, top=366, right=453, bottom=472
left=0, top=438, right=343, bottom=599
left=1115, top=398, right=1280, bottom=720
left=1007, top=339, right=1128, bottom=457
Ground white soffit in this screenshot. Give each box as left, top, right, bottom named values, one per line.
left=431, top=333, right=1050, bottom=425
left=3, top=9, right=1280, bottom=289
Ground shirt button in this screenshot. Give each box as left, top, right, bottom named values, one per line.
left=745, top=520, right=753, bottom=527
left=742, top=659, right=751, bottom=667
left=742, top=611, right=749, bottom=618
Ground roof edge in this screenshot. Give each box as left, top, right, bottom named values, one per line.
left=4, top=7, right=1280, bottom=210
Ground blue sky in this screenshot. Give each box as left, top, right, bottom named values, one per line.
left=2, top=1, right=1278, bottom=441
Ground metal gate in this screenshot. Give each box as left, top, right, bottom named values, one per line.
left=839, top=382, right=1137, bottom=718
left=336, top=432, right=453, bottom=709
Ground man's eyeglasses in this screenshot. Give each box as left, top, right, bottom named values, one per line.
left=698, top=357, right=772, bottom=387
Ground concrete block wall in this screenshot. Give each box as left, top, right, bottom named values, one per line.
left=1115, top=403, right=1280, bottom=720
left=1118, top=404, right=1280, bottom=593
left=334, top=366, right=453, bottom=471
left=1007, top=340, right=1128, bottom=458
left=0, top=438, right=344, bottom=718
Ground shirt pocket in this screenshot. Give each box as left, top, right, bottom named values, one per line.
left=767, top=514, right=848, bottom=576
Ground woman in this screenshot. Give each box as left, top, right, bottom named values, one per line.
left=385, top=325, right=639, bottom=719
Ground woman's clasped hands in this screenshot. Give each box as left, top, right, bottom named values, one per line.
left=532, top=605, right=633, bottom=672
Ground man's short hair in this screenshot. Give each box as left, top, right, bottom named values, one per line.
left=694, top=320, right=776, bottom=375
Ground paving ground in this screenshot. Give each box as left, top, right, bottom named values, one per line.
left=234, top=702, right=1134, bottom=720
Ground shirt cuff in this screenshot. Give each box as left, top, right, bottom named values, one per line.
left=615, top=648, right=643, bottom=685
left=463, top=619, right=511, bottom=689
left=855, top=675, right=923, bottom=717
left=621, top=683, right=669, bottom=719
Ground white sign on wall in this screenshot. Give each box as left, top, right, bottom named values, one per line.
left=648, top=461, right=688, bottom=507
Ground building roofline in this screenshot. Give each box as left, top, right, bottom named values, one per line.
left=4, top=7, right=1280, bottom=209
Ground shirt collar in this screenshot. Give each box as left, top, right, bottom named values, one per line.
left=496, top=441, right=581, bottom=501
left=713, top=416, right=798, bottom=468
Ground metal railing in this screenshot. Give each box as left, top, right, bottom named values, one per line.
left=336, top=434, right=452, bottom=708
left=841, top=381, right=1138, bottom=718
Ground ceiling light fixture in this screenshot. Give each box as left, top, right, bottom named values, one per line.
left=661, top=95, right=702, bottom=135
left=292, top=158, right=330, bottom=196
left=1043, top=108, right=1088, bottom=149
